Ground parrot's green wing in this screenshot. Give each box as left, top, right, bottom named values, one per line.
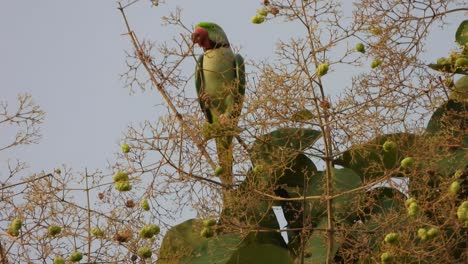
left=232, top=53, right=245, bottom=120
left=195, top=54, right=213, bottom=123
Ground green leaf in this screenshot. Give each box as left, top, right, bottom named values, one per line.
left=426, top=100, right=467, bottom=135
left=334, top=133, right=417, bottom=181
left=302, top=217, right=339, bottom=264
left=157, top=219, right=292, bottom=264
left=455, top=20, right=468, bottom=46
left=227, top=243, right=294, bottom=264
left=250, top=128, right=321, bottom=165
left=436, top=148, right=468, bottom=177
left=331, top=168, right=362, bottom=221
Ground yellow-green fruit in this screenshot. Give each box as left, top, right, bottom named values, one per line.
left=356, top=42, right=365, bottom=53
left=400, top=157, right=414, bottom=169
left=53, top=257, right=65, bottom=264
left=382, top=141, right=397, bottom=152
left=91, top=227, right=104, bottom=237
left=113, top=171, right=129, bottom=183
left=456, top=201, right=468, bottom=225
left=121, top=143, right=130, bottom=153
left=115, top=181, right=132, bottom=192
left=253, top=165, right=264, bottom=174
left=317, top=63, right=329, bottom=77
left=148, top=224, right=160, bottom=236
left=257, top=9, right=268, bottom=16
left=137, top=246, right=152, bottom=259
left=450, top=76, right=468, bottom=102
left=139, top=224, right=160, bottom=238
left=371, top=59, right=382, bottom=69
left=200, top=227, right=214, bottom=238
left=141, top=199, right=150, bottom=211
left=417, top=228, right=427, bottom=240
left=203, top=219, right=216, bottom=227
left=69, top=252, right=83, bottom=262
left=405, top=197, right=417, bottom=207
left=7, top=227, right=19, bottom=237
left=384, top=232, right=399, bottom=244
left=426, top=227, right=439, bottom=239
left=11, top=219, right=22, bottom=230
left=214, top=166, right=224, bottom=176
left=455, top=57, right=468, bottom=68
left=449, top=181, right=461, bottom=195
left=54, top=169, right=62, bottom=174
left=380, top=252, right=393, bottom=263
left=48, top=225, right=62, bottom=236
left=251, top=15, right=265, bottom=24
left=407, top=202, right=420, bottom=217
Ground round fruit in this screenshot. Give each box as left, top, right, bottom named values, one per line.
left=450, top=76, right=468, bottom=102
left=48, top=225, right=62, bottom=236
left=371, top=59, right=382, bottom=69
left=7, top=227, right=19, bottom=237
left=200, top=227, right=214, bottom=238
left=380, top=252, right=393, bottom=263
left=417, top=228, right=427, bottom=240
left=70, top=252, right=83, bottom=262
left=203, top=219, right=217, bottom=227
left=257, top=9, right=268, bottom=16
left=456, top=201, right=468, bottom=224
left=382, top=141, right=397, bottom=152
left=113, top=171, right=129, bottom=183
left=253, top=165, right=264, bottom=174
left=54, top=169, right=62, bottom=174
left=11, top=219, right=22, bottom=230
left=53, top=257, right=65, bottom=264
left=115, top=181, right=132, bottom=192
left=400, top=157, right=414, bottom=169
left=426, top=227, right=439, bottom=239
left=141, top=199, right=150, bottom=211
left=449, top=181, right=461, bottom=195
left=137, top=246, right=152, bottom=259
left=214, top=166, right=224, bottom=176
left=121, top=143, right=131, bottom=153
left=455, top=57, right=468, bottom=68
left=148, top=224, right=160, bottom=236
left=251, top=15, right=265, bottom=24
left=384, top=232, right=399, bottom=244
left=317, top=63, right=329, bottom=77
left=405, top=197, right=416, bottom=207
left=407, top=202, right=420, bottom=217
left=356, top=43, right=365, bottom=53
left=91, top=227, right=104, bottom=237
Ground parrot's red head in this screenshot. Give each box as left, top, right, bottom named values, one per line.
left=192, top=22, right=230, bottom=51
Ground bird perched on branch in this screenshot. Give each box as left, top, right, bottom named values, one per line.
left=192, top=22, right=245, bottom=185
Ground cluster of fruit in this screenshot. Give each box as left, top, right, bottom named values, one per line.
left=251, top=1, right=279, bottom=24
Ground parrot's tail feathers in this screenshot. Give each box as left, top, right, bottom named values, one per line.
left=216, top=136, right=233, bottom=185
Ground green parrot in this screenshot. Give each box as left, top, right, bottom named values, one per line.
left=192, top=22, right=245, bottom=185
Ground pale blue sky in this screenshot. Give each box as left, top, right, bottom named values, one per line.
left=0, top=0, right=463, bottom=177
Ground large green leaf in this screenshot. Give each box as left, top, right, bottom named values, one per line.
left=302, top=217, right=340, bottom=264
left=331, top=168, right=362, bottom=221
left=455, top=20, right=468, bottom=46
left=158, top=219, right=242, bottom=264
left=334, top=133, right=417, bottom=181
left=158, top=219, right=289, bottom=264
left=250, top=128, right=321, bottom=165
left=426, top=99, right=467, bottom=135
left=436, top=148, right=468, bottom=177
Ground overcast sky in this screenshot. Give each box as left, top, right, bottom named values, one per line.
left=0, top=0, right=464, bottom=178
